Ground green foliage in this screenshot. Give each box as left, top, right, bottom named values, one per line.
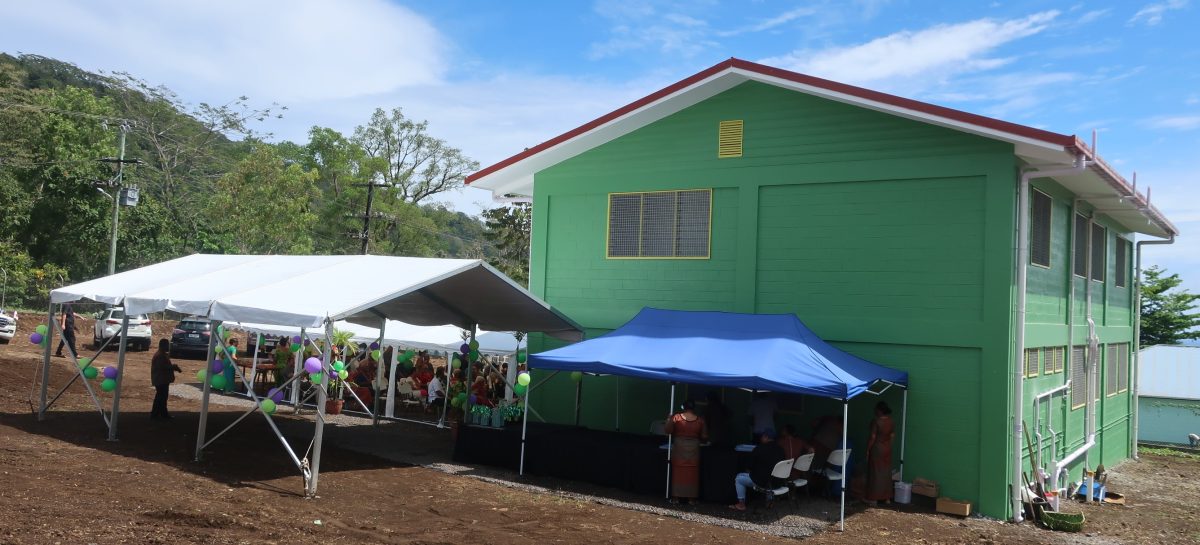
left=0, top=242, right=69, bottom=309
left=1138, top=445, right=1200, bottom=460
left=482, top=202, right=531, bottom=286
left=1140, top=265, right=1200, bottom=346
left=209, top=144, right=318, bottom=254
left=353, top=108, right=479, bottom=203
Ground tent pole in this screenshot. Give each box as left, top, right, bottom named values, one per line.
left=438, top=351, right=450, bottom=427
left=666, top=382, right=675, bottom=499
left=195, top=319, right=218, bottom=461
left=107, top=314, right=130, bottom=441
left=519, top=375, right=531, bottom=476
left=37, top=301, right=55, bottom=421
left=307, top=318, right=332, bottom=497
left=248, top=332, right=261, bottom=397
left=464, top=325, right=477, bottom=416
left=291, top=327, right=305, bottom=408
left=372, top=322, right=386, bottom=426
left=573, top=376, right=582, bottom=426
left=840, top=400, right=848, bottom=532
left=900, top=389, right=908, bottom=481
left=385, top=352, right=398, bottom=418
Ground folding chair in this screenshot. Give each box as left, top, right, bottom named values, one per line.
left=790, top=453, right=816, bottom=497
left=397, top=381, right=423, bottom=413
left=753, top=458, right=795, bottom=506
left=823, top=449, right=851, bottom=495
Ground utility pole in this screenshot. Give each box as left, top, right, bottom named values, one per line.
left=108, top=124, right=126, bottom=275
left=352, top=181, right=391, bottom=254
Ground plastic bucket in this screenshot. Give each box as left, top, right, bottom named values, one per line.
left=894, top=481, right=912, bottom=504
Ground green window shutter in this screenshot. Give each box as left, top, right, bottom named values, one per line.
left=1070, top=345, right=1086, bottom=408
left=1030, top=190, right=1052, bottom=267
left=1073, top=214, right=1089, bottom=278
left=1115, top=239, right=1128, bottom=287
left=1090, top=223, right=1106, bottom=282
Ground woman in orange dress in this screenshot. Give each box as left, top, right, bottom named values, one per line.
left=664, top=399, right=707, bottom=504
left=865, top=401, right=895, bottom=504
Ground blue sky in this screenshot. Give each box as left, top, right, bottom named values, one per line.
left=3, top=0, right=1198, bottom=293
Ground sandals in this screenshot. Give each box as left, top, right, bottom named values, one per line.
left=728, top=502, right=746, bottom=511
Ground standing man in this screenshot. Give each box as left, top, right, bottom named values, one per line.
left=150, top=339, right=183, bottom=420
left=54, top=303, right=82, bottom=358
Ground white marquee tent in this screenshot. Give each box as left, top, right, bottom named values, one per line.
left=35, top=254, right=579, bottom=496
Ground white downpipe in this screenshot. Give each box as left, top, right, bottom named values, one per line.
left=1032, top=381, right=1070, bottom=488
left=1053, top=433, right=1096, bottom=494
left=1012, top=155, right=1088, bottom=522
left=1133, top=235, right=1175, bottom=458
left=839, top=401, right=848, bottom=532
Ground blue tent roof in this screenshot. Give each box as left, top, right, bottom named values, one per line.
left=528, top=308, right=907, bottom=400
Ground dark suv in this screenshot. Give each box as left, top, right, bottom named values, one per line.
left=170, top=317, right=211, bottom=358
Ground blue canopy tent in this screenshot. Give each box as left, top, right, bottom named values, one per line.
left=525, top=308, right=910, bottom=531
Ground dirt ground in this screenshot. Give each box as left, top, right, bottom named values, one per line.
left=1, top=313, right=1198, bottom=544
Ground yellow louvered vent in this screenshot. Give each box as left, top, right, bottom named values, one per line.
left=717, top=120, right=743, bottom=158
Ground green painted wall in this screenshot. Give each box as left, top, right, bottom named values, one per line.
left=1138, top=397, right=1200, bottom=445
left=526, top=80, right=1020, bottom=518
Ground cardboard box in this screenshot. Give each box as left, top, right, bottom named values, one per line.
left=912, top=478, right=939, bottom=498
left=936, top=497, right=972, bottom=517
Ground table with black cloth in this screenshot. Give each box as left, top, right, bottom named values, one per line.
left=454, top=423, right=749, bottom=504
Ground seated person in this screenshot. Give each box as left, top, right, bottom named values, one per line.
left=348, top=354, right=379, bottom=410
left=471, top=375, right=494, bottom=407
left=778, top=424, right=815, bottom=479
left=729, top=428, right=786, bottom=511
left=426, top=368, right=446, bottom=410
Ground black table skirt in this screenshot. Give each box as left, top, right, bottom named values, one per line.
left=454, top=424, right=745, bottom=503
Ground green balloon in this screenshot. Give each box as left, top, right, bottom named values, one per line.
left=469, top=349, right=480, bottom=361
left=451, top=359, right=461, bottom=369
left=35, top=324, right=48, bottom=335
left=516, top=350, right=527, bottom=363
left=337, top=370, right=348, bottom=380
left=83, top=366, right=98, bottom=379
left=469, top=339, right=479, bottom=351
left=197, top=369, right=207, bottom=381
left=514, top=383, right=527, bottom=396
left=309, top=372, right=324, bottom=383
left=216, top=325, right=225, bottom=338
left=450, top=397, right=462, bottom=408
left=371, top=349, right=381, bottom=361
left=570, top=371, right=583, bottom=383
left=77, top=357, right=92, bottom=369
left=403, top=359, right=414, bottom=370
left=210, top=374, right=227, bottom=390
left=333, top=361, right=345, bottom=372
left=290, top=342, right=301, bottom=352
left=260, top=399, right=277, bottom=414
left=517, top=372, right=531, bottom=386
left=100, top=378, right=116, bottom=392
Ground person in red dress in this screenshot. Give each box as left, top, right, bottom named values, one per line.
left=865, top=401, right=895, bottom=504
left=665, top=399, right=708, bottom=504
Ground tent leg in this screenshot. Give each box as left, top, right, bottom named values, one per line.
left=195, top=319, right=218, bottom=461
left=247, top=332, right=261, bottom=397
left=573, top=377, right=582, bottom=426
left=385, top=358, right=397, bottom=418
left=307, top=320, right=333, bottom=497
left=463, top=325, right=477, bottom=415
left=372, top=323, right=386, bottom=426
left=666, top=382, right=675, bottom=499
left=107, top=315, right=130, bottom=441
left=37, top=301, right=55, bottom=421
left=840, top=400, right=848, bottom=532
left=438, top=351, right=450, bottom=427
left=519, top=379, right=531, bottom=476
left=899, top=389, right=908, bottom=481
left=291, top=327, right=305, bottom=408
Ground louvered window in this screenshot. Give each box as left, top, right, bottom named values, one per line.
left=1024, top=348, right=1040, bottom=378
left=607, top=189, right=711, bottom=258
left=1070, top=345, right=1086, bottom=409
left=718, top=120, right=743, bottom=158
left=1046, top=346, right=1065, bottom=374
left=1090, top=223, right=1106, bottom=282
left=1073, top=214, right=1089, bottom=278
left=1115, top=238, right=1128, bottom=288
left=1030, top=189, right=1052, bottom=268
left=1117, top=343, right=1130, bottom=392
left=1106, top=344, right=1119, bottom=396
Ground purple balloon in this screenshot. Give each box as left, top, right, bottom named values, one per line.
left=267, top=387, right=285, bottom=403
left=460, top=343, right=470, bottom=354
left=304, top=357, right=322, bottom=374
left=102, top=366, right=118, bottom=379
left=29, top=332, right=43, bottom=344
left=303, top=338, right=311, bottom=346
left=369, top=341, right=380, bottom=350
left=211, top=359, right=225, bottom=373
left=291, top=335, right=301, bottom=344
left=468, top=394, right=477, bottom=404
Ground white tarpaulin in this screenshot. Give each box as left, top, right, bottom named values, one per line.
left=227, top=320, right=525, bottom=357
left=51, top=254, right=580, bottom=340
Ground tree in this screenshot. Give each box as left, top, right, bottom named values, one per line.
left=482, top=202, right=531, bottom=286
left=209, top=144, right=318, bottom=254
left=1140, top=265, right=1200, bottom=346
left=352, top=108, right=478, bottom=203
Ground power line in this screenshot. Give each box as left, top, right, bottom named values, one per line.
left=0, top=100, right=135, bottom=124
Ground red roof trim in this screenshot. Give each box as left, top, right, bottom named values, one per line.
left=466, top=57, right=1077, bottom=184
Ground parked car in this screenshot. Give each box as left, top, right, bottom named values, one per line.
left=93, top=308, right=152, bottom=351
left=169, top=317, right=211, bottom=358
left=0, top=311, right=15, bottom=343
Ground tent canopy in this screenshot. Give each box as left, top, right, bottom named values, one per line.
left=529, top=308, right=906, bottom=400
left=52, top=254, right=581, bottom=341
left=228, top=320, right=526, bottom=357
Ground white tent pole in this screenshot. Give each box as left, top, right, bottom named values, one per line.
left=372, top=323, right=386, bottom=426
left=194, top=319, right=218, bottom=461
left=291, top=327, right=305, bottom=409
left=107, top=314, right=130, bottom=441
left=37, top=300, right=55, bottom=420
left=248, top=332, right=261, bottom=397
left=506, top=346, right=517, bottom=401
left=385, top=349, right=398, bottom=418
left=840, top=400, right=848, bottom=532
left=438, top=350, right=450, bottom=427
left=307, top=318, right=332, bottom=497
left=464, top=325, right=477, bottom=416
left=900, top=389, right=908, bottom=481
left=519, top=377, right=531, bottom=475
left=665, top=382, right=675, bottom=499
left=573, top=375, right=582, bottom=426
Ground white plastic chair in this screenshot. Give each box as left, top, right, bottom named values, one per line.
left=823, top=449, right=851, bottom=483
left=397, top=381, right=422, bottom=411
left=753, top=458, right=795, bottom=502
left=791, top=453, right=816, bottom=491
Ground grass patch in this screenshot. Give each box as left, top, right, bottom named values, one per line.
left=1138, top=445, right=1200, bottom=460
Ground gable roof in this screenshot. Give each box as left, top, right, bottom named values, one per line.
left=468, top=58, right=1176, bottom=238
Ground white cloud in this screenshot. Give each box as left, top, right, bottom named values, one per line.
left=1077, top=8, right=1113, bottom=24
left=1186, top=94, right=1199, bottom=105
left=1130, top=0, right=1189, bottom=26
left=1146, top=115, right=1200, bottom=130
left=716, top=7, right=817, bottom=37
left=0, top=0, right=446, bottom=103
left=588, top=1, right=719, bottom=60
left=760, top=11, right=1059, bottom=91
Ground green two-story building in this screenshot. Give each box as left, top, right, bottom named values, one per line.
left=468, top=59, right=1178, bottom=519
